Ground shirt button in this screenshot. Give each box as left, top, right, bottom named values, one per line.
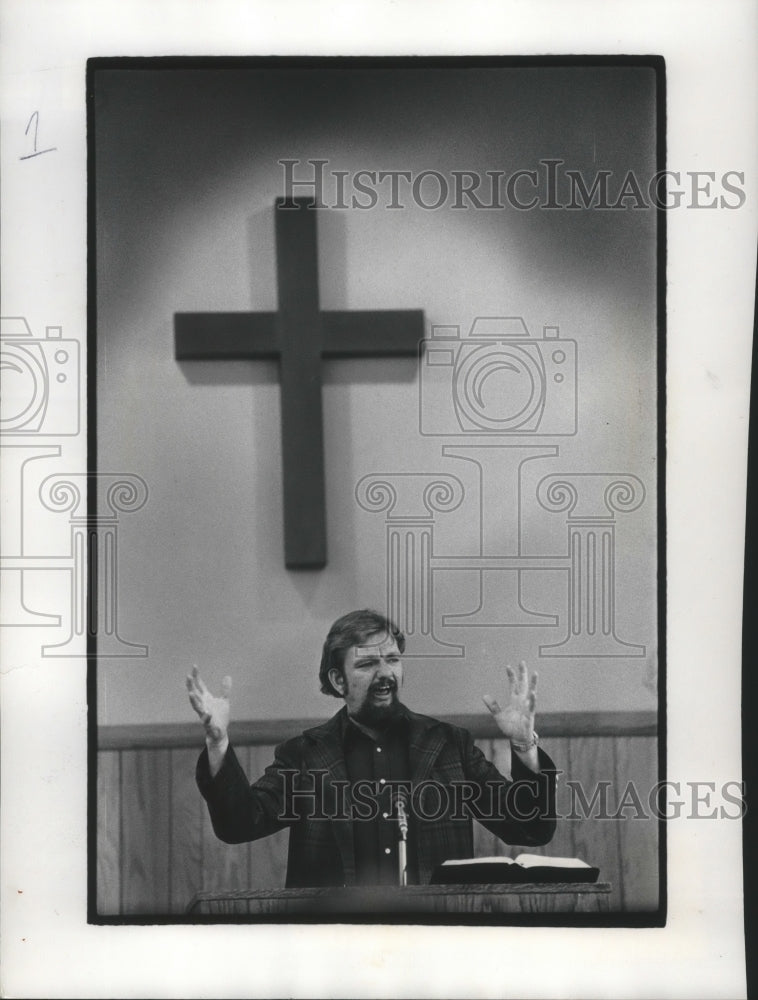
left=382, top=812, right=389, bottom=819
left=376, top=746, right=382, bottom=753
left=379, top=778, right=386, bottom=785
left=384, top=847, right=391, bottom=855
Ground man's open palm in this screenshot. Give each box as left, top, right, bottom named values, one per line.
left=186, top=665, right=231, bottom=746
left=482, top=661, right=537, bottom=743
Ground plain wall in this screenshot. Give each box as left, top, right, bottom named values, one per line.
left=93, top=64, right=658, bottom=726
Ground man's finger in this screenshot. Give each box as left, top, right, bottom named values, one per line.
left=188, top=692, right=204, bottom=715
left=221, top=675, right=232, bottom=699
left=187, top=677, right=205, bottom=704
left=191, top=664, right=211, bottom=695
left=504, top=665, right=516, bottom=690
left=517, top=660, right=527, bottom=694
left=482, top=695, right=501, bottom=715
left=527, top=691, right=536, bottom=714
left=530, top=671, right=538, bottom=692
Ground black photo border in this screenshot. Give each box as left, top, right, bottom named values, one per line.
left=86, top=53, right=667, bottom=929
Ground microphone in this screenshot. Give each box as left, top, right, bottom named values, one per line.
left=396, top=789, right=409, bottom=887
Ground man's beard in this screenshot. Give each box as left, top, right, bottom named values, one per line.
left=352, top=680, right=402, bottom=729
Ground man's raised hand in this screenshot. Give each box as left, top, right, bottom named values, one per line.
left=482, top=660, right=537, bottom=745
left=186, top=665, right=231, bottom=748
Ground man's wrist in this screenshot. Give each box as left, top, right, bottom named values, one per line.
left=510, top=730, right=538, bottom=753
left=511, top=739, right=541, bottom=774
left=206, top=732, right=229, bottom=754
left=205, top=733, right=229, bottom=778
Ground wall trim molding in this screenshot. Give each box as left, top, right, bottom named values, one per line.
left=98, top=710, right=658, bottom=751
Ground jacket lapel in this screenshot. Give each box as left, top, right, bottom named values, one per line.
left=406, top=708, right=447, bottom=782
left=303, top=709, right=355, bottom=885
left=405, top=709, right=451, bottom=883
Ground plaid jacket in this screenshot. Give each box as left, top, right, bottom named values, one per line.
left=196, top=705, right=557, bottom=887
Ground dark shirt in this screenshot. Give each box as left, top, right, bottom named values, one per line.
left=340, top=708, right=419, bottom=886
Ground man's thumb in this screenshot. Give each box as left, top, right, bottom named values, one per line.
left=482, top=694, right=501, bottom=715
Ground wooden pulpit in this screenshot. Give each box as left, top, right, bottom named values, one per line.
left=187, top=883, right=611, bottom=917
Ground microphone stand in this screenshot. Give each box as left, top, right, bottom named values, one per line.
left=397, top=792, right=409, bottom=887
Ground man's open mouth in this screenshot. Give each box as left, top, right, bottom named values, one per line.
left=370, top=683, right=396, bottom=698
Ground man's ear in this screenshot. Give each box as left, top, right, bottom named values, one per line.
left=328, top=667, right=346, bottom=696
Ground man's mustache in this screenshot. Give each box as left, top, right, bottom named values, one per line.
left=369, top=678, right=398, bottom=693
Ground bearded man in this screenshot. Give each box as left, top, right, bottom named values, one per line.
left=188, top=608, right=557, bottom=888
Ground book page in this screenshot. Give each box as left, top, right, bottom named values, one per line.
left=514, top=854, right=591, bottom=869
left=442, top=857, right=517, bottom=866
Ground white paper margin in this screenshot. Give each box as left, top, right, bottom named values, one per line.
left=1, top=2, right=755, bottom=997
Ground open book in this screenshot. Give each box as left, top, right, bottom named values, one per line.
left=430, top=853, right=600, bottom=885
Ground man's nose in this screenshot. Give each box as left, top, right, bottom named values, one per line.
left=375, top=659, right=395, bottom=678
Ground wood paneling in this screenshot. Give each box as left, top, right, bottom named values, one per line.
left=120, top=749, right=171, bottom=914
left=97, top=726, right=660, bottom=916
left=614, top=735, right=659, bottom=911
left=96, top=750, right=121, bottom=916
left=567, top=737, right=625, bottom=912
left=169, top=748, right=204, bottom=914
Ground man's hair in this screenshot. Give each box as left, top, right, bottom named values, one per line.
left=318, top=609, right=405, bottom=697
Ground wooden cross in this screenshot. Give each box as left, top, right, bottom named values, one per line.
left=175, top=197, right=424, bottom=569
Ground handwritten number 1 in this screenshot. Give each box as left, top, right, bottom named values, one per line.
left=21, top=111, right=56, bottom=160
